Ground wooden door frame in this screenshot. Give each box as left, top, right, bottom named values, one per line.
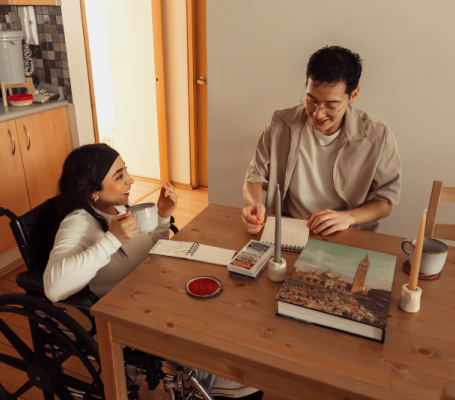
left=187, top=0, right=198, bottom=188
left=80, top=0, right=171, bottom=184
left=80, top=0, right=99, bottom=144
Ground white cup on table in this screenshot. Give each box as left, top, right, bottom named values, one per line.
left=401, top=237, right=448, bottom=275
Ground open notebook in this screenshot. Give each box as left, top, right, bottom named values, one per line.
left=150, top=239, right=236, bottom=266
left=260, top=216, right=309, bottom=252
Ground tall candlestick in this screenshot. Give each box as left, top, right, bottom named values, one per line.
left=275, top=184, right=281, bottom=262
left=408, top=209, right=426, bottom=291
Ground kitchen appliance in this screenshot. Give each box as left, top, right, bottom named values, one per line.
left=0, top=30, right=25, bottom=84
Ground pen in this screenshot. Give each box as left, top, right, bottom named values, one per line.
left=170, top=247, right=190, bottom=254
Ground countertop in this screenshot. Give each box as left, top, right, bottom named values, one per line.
left=0, top=100, right=69, bottom=123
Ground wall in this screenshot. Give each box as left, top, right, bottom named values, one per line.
left=207, top=0, right=455, bottom=240
left=163, top=0, right=191, bottom=184
left=61, top=0, right=94, bottom=147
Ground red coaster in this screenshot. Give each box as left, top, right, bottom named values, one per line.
left=403, top=260, right=441, bottom=281
left=186, top=276, right=222, bottom=298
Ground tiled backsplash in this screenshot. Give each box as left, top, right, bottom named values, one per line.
left=0, top=5, right=72, bottom=103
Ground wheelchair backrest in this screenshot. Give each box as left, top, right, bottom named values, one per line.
left=6, top=197, right=60, bottom=274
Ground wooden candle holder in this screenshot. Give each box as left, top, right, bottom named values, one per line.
left=1, top=78, right=35, bottom=107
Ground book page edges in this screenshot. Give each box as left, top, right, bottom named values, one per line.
left=277, top=301, right=383, bottom=342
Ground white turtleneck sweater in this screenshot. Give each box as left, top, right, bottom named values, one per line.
left=43, top=206, right=170, bottom=302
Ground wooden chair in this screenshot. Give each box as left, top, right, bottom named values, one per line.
left=425, top=181, right=455, bottom=241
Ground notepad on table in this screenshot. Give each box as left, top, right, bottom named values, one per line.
left=150, top=239, right=236, bottom=266
left=260, top=216, right=309, bottom=252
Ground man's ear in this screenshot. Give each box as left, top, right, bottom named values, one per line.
left=349, top=86, right=360, bottom=103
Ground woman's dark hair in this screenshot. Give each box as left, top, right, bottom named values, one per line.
left=306, top=46, right=363, bottom=95
left=56, top=143, right=126, bottom=255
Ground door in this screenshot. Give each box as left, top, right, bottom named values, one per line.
left=188, top=0, right=208, bottom=188
left=195, top=0, right=207, bottom=187
left=0, top=121, right=30, bottom=254
left=16, top=107, right=72, bottom=208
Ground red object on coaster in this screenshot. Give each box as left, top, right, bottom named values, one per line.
left=186, top=276, right=222, bottom=298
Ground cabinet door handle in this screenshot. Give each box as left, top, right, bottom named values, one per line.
left=23, top=125, right=31, bottom=151
left=7, top=129, right=16, bottom=156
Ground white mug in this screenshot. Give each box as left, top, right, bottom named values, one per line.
left=401, top=237, right=448, bottom=275
left=128, top=203, right=158, bottom=233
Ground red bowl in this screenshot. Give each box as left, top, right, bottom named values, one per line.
left=9, top=94, right=33, bottom=107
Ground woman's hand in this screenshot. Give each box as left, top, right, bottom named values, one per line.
left=157, top=182, right=178, bottom=219
left=109, top=211, right=139, bottom=244
left=306, top=209, right=353, bottom=236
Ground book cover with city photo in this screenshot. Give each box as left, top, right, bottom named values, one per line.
left=276, top=239, right=397, bottom=329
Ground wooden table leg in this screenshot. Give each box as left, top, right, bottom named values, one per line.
left=96, top=318, right=128, bottom=400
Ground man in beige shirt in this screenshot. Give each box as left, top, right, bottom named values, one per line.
left=243, top=46, right=402, bottom=235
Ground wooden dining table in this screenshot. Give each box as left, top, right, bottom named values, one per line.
left=90, top=204, right=455, bottom=400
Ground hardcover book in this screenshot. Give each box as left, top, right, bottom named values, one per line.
left=276, top=239, right=397, bottom=342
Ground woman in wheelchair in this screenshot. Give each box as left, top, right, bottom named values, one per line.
left=43, top=144, right=263, bottom=400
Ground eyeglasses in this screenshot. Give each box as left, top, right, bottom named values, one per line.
left=303, top=94, right=351, bottom=117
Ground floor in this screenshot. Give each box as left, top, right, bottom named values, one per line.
left=0, top=186, right=279, bottom=400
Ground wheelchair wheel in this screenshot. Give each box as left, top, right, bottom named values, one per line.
left=0, top=293, right=104, bottom=400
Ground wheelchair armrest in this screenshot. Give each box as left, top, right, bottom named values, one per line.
left=60, top=285, right=99, bottom=309
left=15, top=271, right=98, bottom=309
left=16, top=271, right=44, bottom=293
left=170, top=215, right=178, bottom=234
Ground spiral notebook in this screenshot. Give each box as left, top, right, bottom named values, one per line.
left=260, top=216, right=309, bottom=252
left=150, top=239, right=236, bottom=266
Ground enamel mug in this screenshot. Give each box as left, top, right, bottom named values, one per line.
left=401, top=237, right=448, bottom=275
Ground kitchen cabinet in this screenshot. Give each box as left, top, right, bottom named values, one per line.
left=0, top=120, right=30, bottom=255
left=0, top=107, right=72, bottom=255
left=15, top=107, right=72, bottom=208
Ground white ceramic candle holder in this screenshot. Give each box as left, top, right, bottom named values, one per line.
left=399, top=283, right=422, bottom=313
left=268, top=258, right=287, bottom=282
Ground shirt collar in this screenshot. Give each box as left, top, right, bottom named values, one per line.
left=281, top=103, right=367, bottom=141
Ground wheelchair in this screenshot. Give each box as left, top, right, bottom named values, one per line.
left=0, top=197, right=213, bottom=400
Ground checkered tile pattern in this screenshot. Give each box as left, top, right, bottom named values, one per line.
left=0, top=5, right=72, bottom=103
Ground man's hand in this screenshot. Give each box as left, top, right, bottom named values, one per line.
left=109, top=211, right=139, bottom=244
left=157, top=182, right=178, bottom=219
left=306, top=209, right=353, bottom=236
left=241, top=203, right=266, bottom=234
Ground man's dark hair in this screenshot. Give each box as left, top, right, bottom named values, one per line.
left=306, top=46, right=363, bottom=95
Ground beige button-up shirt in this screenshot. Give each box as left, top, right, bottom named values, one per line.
left=245, top=103, right=402, bottom=232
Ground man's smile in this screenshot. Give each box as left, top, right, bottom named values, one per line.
left=314, top=118, right=330, bottom=125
